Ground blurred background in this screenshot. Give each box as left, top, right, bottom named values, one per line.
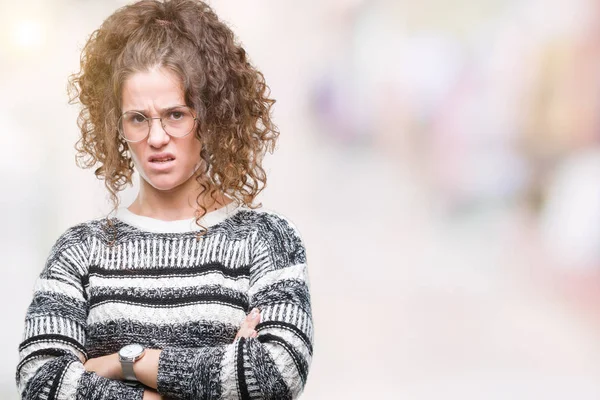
left=2, top=0, right=600, bottom=398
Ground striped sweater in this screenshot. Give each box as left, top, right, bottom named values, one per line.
left=16, top=203, right=313, bottom=399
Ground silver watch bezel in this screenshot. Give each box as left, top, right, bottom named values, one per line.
left=119, top=343, right=146, bottom=362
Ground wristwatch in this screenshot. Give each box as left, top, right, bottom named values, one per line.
left=118, top=343, right=146, bottom=382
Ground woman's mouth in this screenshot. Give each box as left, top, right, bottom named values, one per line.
left=147, top=152, right=176, bottom=171
left=148, top=158, right=176, bottom=171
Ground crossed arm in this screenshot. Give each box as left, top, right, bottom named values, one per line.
left=84, top=309, right=262, bottom=400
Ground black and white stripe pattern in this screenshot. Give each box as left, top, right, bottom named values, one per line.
left=16, top=205, right=313, bottom=399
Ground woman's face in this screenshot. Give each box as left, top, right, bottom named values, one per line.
left=121, top=66, right=202, bottom=193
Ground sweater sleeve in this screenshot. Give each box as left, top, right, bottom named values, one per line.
left=15, top=225, right=144, bottom=400
left=156, top=213, right=314, bottom=400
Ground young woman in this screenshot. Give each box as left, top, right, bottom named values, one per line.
left=15, top=1, right=313, bottom=399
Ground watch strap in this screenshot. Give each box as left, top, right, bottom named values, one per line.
left=121, top=360, right=137, bottom=381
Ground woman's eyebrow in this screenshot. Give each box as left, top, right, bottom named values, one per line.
left=123, top=105, right=187, bottom=114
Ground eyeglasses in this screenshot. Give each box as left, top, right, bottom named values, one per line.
left=117, top=105, right=198, bottom=143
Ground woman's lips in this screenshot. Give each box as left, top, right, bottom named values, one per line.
left=148, top=158, right=175, bottom=171
left=148, top=152, right=176, bottom=162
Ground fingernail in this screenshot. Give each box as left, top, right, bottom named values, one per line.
left=251, top=308, right=259, bottom=318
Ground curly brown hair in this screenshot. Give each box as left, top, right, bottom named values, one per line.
left=67, top=0, right=279, bottom=240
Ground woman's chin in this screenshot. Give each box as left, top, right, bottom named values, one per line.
left=141, top=175, right=187, bottom=192
left=137, top=167, right=199, bottom=192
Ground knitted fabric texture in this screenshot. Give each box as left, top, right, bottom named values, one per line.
left=16, top=205, right=313, bottom=400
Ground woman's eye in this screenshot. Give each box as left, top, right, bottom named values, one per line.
left=130, top=115, right=146, bottom=124
left=169, top=111, right=184, bottom=120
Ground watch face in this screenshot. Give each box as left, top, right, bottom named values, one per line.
left=120, top=344, right=144, bottom=358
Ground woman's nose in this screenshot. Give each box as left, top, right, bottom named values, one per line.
left=147, top=118, right=170, bottom=147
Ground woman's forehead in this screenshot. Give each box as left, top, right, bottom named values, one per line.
left=122, top=67, right=184, bottom=110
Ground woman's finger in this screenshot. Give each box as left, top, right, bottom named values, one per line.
left=240, top=308, right=261, bottom=330
left=234, top=308, right=261, bottom=340
left=245, top=308, right=261, bottom=328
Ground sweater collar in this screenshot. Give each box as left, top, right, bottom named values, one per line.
left=114, top=201, right=243, bottom=233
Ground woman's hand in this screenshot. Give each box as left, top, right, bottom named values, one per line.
left=83, top=353, right=122, bottom=380
left=234, top=307, right=261, bottom=340
left=143, top=389, right=164, bottom=400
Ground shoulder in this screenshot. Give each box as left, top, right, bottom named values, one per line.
left=238, top=206, right=307, bottom=268
left=234, top=206, right=305, bottom=241
left=49, top=217, right=110, bottom=253
left=42, top=219, right=101, bottom=277
left=51, top=221, right=92, bottom=250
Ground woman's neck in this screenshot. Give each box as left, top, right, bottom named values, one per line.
left=128, top=176, right=233, bottom=221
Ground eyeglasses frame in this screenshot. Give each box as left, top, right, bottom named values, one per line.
left=117, top=105, right=199, bottom=143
